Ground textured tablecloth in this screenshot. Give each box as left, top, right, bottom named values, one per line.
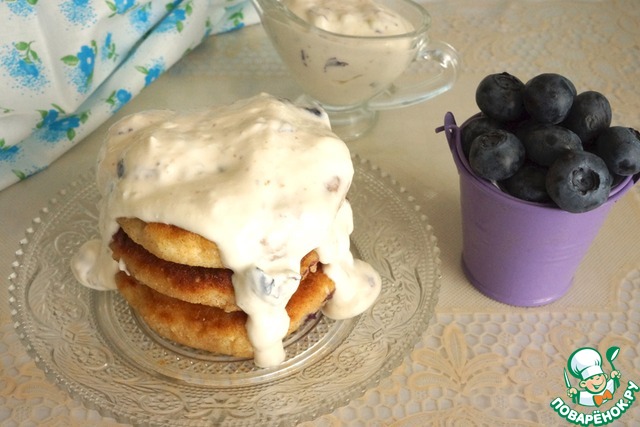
left=2, top=0, right=640, bottom=425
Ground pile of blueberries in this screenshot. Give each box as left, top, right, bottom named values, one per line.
left=462, top=72, right=640, bottom=213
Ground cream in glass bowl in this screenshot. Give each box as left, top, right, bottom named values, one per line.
left=252, top=0, right=460, bottom=140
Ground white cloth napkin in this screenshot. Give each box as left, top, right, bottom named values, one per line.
left=0, top=0, right=258, bottom=190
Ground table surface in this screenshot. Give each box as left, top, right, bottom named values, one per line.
left=2, top=0, right=640, bottom=425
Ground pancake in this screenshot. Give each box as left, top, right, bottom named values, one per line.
left=110, top=227, right=321, bottom=312
left=117, top=217, right=225, bottom=268
left=115, top=260, right=335, bottom=357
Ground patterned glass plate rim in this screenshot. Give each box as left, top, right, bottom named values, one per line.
left=8, top=154, right=442, bottom=427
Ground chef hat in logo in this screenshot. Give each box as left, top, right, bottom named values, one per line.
left=568, top=347, right=604, bottom=380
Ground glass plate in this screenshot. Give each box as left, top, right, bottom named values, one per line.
left=8, top=155, right=441, bottom=427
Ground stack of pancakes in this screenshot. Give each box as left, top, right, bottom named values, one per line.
left=110, top=217, right=336, bottom=358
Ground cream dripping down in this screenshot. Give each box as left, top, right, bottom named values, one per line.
left=71, top=93, right=381, bottom=368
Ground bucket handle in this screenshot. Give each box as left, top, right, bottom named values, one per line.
left=435, top=112, right=470, bottom=174
left=435, top=111, right=459, bottom=151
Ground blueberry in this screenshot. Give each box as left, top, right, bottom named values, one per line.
left=519, top=124, right=583, bottom=166
left=499, top=162, right=551, bottom=203
left=595, top=126, right=640, bottom=176
left=475, top=72, right=526, bottom=122
left=512, top=118, right=540, bottom=140
left=469, top=130, right=526, bottom=181
left=303, top=106, right=323, bottom=117
left=461, top=115, right=504, bottom=158
left=562, top=91, right=612, bottom=145
left=250, top=267, right=301, bottom=299
left=609, top=173, right=628, bottom=188
left=545, top=151, right=612, bottom=213
left=523, top=73, right=576, bottom=124
left=117, top=158, right=125, bottom=178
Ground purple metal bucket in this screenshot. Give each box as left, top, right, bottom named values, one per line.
left=440, top=112, right=638, bottom=306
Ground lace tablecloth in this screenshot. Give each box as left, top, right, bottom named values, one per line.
left=2, top=0, right=640, bottom=425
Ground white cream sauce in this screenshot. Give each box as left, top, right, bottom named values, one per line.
left=261, top=0, right=416, bottom=106
left=71, top=93, right=381, bottom=368
left=284, top=0, right=413, bottom=36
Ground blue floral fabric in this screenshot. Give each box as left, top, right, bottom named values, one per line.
left=0, top=0, right=258, bottom=190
